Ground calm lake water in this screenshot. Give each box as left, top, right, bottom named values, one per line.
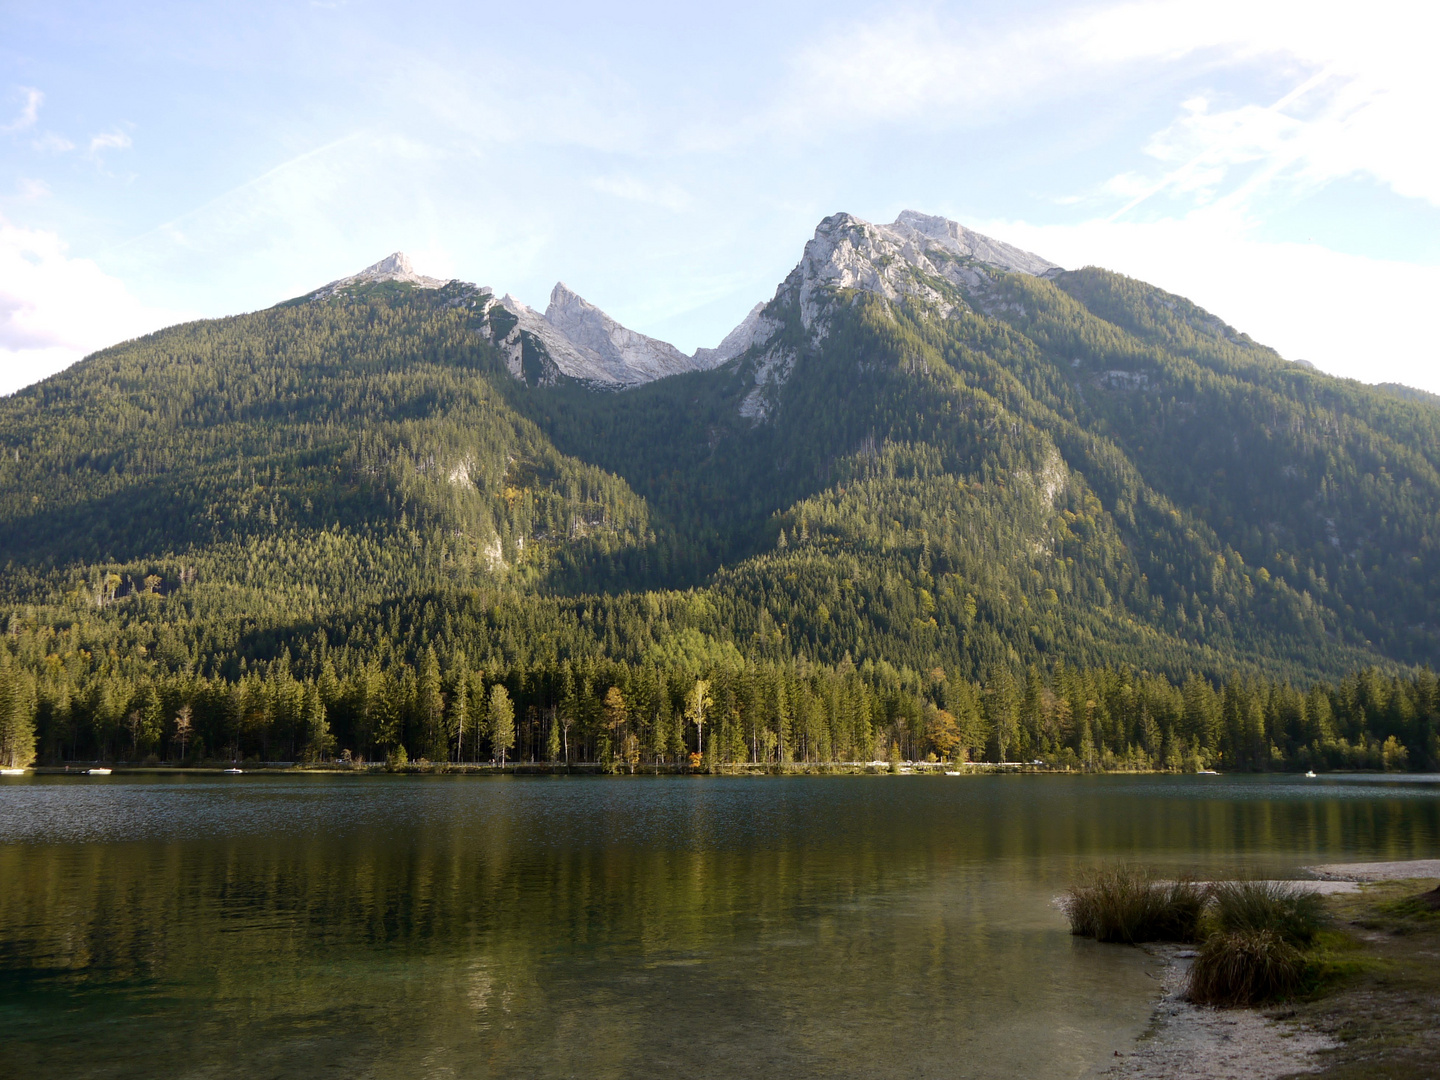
left=2, top=773, right=1437, bottom=1079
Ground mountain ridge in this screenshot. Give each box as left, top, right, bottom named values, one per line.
left=301, top=210, right=1066, bottom=391
left=2, top=207, right=1437, bottom=695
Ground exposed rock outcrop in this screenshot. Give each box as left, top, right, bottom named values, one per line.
left=709, top=210, right=1061, bottom=422
left=543, top=283, right=696, bottom=383
left=310, top=252, right=453, bottom=299
left=314, top=212, right=1058, bottom=397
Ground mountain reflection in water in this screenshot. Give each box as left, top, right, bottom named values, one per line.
left=1, top=773, right=1436, bottom=1079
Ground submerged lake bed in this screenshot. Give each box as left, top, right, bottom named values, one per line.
left=1, top=773, right=1437, bottom=1079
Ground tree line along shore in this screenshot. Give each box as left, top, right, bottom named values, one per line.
left=2, top=629, right=1435, bottom=773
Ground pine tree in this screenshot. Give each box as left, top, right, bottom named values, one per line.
left=302, top=684, right=335, bottom=762
left=489, top=684, right=515, bottom=767
left=419, top=645, right=444, bottom=761
left=448, top=653, right=470, bottom=763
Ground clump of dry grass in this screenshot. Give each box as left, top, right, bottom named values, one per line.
left=1185, top=880, right=1327, bottom=1006
left=1187, top=929, right=1306, bottom=1006
left=1209, top=880, right=1324, bottom=945
left=1064, top=866, right=1207, bottom=944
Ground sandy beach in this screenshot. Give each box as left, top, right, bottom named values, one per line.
left=1096, top=860, right=1440, bottom=1080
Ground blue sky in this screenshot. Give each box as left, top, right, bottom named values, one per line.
left=2, top=0, right=1438, bottom=394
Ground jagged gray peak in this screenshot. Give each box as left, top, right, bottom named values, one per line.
left=311, top=252, right=453, bottom=299
left=474, top=285, right=709, bottom=388
left=309, top=256, right=702, bottom=387
left=779, top=211, right=1060, bottom=331
left=709, top=210, right=1061, bottom=421
left=891, top=211, right=1058, bottom=276
left=486, top=293, right=603, bottom=383
left=544, top=283, right=697, bottom=383
left=692, top=302, right=777, bottom=368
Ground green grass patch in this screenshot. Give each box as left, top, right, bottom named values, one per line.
left=1188, top=928, right=1307, bottom=1007
left=1209, top=879, right=1325, bottom=945
left=1063, top=866, right=1207, bottom=944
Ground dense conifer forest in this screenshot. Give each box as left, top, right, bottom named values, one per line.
left=1, top=257, right=1437, bottom=772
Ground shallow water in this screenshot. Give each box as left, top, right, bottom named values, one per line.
left=1, top=772, right=1436, bottom=1079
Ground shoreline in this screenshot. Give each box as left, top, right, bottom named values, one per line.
left=1098, top=944, right=1337, bottom=1080
left=1102, top=860, right=1440, bottom=1079
left=19, top=762, right=1439, bottom=778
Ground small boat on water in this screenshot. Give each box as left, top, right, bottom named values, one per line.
left=1197, top=769, right=1220, bottom=775
left=1, top=768, right=25, bottom=776
left=945, top=771, right=962, bottom=776
left=223, top=767, right=244, bottom=774
left=86, top=768, right=112, bottom=775
left=1305, top=770, right=1318, bottom=778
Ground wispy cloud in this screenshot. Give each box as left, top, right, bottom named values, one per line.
left=116, top=131, right=368, bottom=255
left=776, top=0, right=1438, bottom=213
left=1, top=87, right=43, bottom=134
left=14, top=178, right=51, bottom=201
left=89, top=129, right=133, bottom=157
left=33, top=132, right=75, bottom=153
left=0, top=215, right=190, bottom=394
left=589, top=174, right=692, bottom=212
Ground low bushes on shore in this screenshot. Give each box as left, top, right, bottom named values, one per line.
left=1062, top=867, right=1207, bottom=943
left=1209, top=880, right=1324, bottom=945
left=1188, top=929, right=1306, bottom=1006
left=1066, top=869, right=1331, bottom=1006
left=1186, top=881, right=1325, bottom=1006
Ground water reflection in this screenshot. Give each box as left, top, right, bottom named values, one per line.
left=0, top=774, right=1436, bottom=1079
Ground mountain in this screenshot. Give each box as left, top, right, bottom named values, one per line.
left=309, top=252, right=455, bottom=298
left=1, top=210, right=1438, bottom=770
left=511, top=210, right=1440, bottom=677
left=310, top=253, right=708, bottom=388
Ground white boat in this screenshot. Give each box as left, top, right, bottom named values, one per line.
left=1197, top=769, right=1219, bottom=775
left=87, top=768, right=112, bottom=775
left=223, top=767, right=244, bottom=774
left=0, top=768, right=25, bottom=776
left=945, top=771, right=962, bottom=776
left=1305, top=770, right=1317, bottom=778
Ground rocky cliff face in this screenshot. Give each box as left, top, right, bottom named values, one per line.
left=310, top=252, right=454, bottom=299
left=314, top=213, right=1056, bottom=394
left=710, top=211, right=1061, bottom=420
left=543, top=283, right=697, bottom=383
left=313, top=255, right=718, bottom=388
left=474, top=287, right=711, bottom=388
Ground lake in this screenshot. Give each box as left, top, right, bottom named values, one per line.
left=2, top=772, right=1437, bottom=1079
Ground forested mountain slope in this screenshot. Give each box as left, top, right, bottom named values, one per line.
left=0, top=212, right=1437, bottom=771
left=515, top=213, right=1440, bottom=678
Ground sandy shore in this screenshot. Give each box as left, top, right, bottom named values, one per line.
left=1095, top=946, right=1336, bottom=1080
left=1306, top=859, right=1440, bottom=881
left=1097, top=861, right=1440, bottom=1079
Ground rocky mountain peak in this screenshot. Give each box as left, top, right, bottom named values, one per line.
left=471, top=282, right=705, bottom=388
left=891, top=211, right=1058, bottom=276
left=705, top=210, right=1062, bottom=422
left=367, top=252, right=415, bottom=276
left=778, top=211, right=1060, bottom=331
left=311, top=252, right=454, bottom=299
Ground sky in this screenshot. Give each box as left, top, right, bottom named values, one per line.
left=1, top=0, right=1438, bottom=396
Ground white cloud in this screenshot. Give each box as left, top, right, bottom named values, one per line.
left=0, top=216, right=189, bottom=396
left=33, top=132, right=74, bottom=153
left=982, top=211, right=1440, bottom=392
left=14, top=178, right=51, bottom=201
left=589, top=174, right=692, bottom=212
left=781, top=1, right=1440, bottom=391
left=782, top=1, right=1439, bottom=210
left=88, top=129, right=133, bottom=156
left=1, top=87, right=42, bottom=134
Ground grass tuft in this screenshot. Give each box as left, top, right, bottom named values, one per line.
left=1209, top=880, right=1325, bottom=946
left=1187, top=929, right=1306, bottom=1006
left=1064, top=866, right=1207, bottom=944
